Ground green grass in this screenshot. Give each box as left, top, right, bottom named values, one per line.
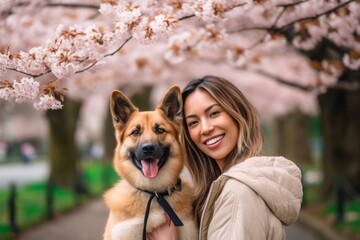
left=301, top=165, right=360, bottom=238
left=325, top=200, right=360, bottom=235
left=0, top=182, right=71, bottom=240
left=0, top=161, right=118, bottom=240
left=82, top=161, right=119, bottom=195
left=301, top=167, right=323, bottom=204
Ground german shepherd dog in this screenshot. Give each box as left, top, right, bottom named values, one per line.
left=103, top=86, right=197, bottom=240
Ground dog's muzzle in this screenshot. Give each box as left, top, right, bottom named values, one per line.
left=130, top=142, right=169, bottom=179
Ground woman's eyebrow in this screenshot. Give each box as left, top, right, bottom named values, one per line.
left=185, top=114, right=196, bottom=119
left=204, top=104, right=219, bottom=113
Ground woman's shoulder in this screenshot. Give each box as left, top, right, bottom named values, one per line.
left=224, top=155, right=301, bottom=179
left=219, top=177, right=259, bottom=200
left=220, top=156, right=303, bottom=225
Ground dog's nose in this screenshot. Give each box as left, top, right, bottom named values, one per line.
left=142, top=143, right=155, bottom=154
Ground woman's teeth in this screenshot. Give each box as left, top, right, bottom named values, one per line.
left=206, top=135, right=223, bottom=145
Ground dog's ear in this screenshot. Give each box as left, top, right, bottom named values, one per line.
left=110, top=90, right=138, bottom=127
left=158, top=86, right=182, bottom=123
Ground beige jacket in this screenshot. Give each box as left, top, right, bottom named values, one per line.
left=199, top=156, right=303, bottom=240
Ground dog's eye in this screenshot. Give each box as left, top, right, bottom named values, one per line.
left=131, top=129, right=140, bottom=136
left=155, top=127, right=165, bottom=134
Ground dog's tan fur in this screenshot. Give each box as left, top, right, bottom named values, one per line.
left=103, top=86, right=197, bottom=240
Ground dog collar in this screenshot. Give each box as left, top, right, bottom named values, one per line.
left=139, top=178, right=182, bottom=197
left=140, top=178, right=183, bottom=240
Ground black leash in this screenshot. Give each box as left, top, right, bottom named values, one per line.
left=142, top=179, right=183, bottom=240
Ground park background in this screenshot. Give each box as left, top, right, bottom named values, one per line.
left=0, top=0, right=359, bottom=239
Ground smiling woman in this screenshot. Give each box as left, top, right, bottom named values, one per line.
left=150, top=75, right=303, bottom=240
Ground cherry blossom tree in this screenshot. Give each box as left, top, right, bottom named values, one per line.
left=0, top=0, right=359, bottom=192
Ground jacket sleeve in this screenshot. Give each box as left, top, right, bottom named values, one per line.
left=207, top=179, right=270, bottom=240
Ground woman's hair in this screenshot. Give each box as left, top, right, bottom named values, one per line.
left=181, top=75, right=264, bottom=224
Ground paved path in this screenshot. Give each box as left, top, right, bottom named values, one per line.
left=14, top=198, right=326, bottom=240
left=1, top=163, right=338, bottom=240
left=15, top=198, right=108, bottom=240
left=285, top=221, right=326, bottom=240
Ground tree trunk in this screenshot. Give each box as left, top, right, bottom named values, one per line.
left=103, top=106, right=116, bottom=162
left=318, top=88, right=360, bottom=195
left=270, top=112, right=313, bottom=166
left=130, top=85, right=153, bottom=111
left=46, top=97, right=83, bottom=190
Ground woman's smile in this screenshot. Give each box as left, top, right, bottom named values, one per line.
left=204, top=134, right=224, bottom=146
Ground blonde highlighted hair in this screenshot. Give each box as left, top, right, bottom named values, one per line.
left=181, top=76, right=264, bottom=224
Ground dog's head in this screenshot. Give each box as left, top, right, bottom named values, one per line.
left=110, top=86, right=184, bottom=191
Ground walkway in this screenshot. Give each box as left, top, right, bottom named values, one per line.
left=1, top=162, right=346, bottom=240
left=14, top=198, right=328, bottom=240
left=15, top=198, right=107, bottom=240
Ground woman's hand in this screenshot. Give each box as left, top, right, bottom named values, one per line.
left=148, top=214, right=179, bottom=240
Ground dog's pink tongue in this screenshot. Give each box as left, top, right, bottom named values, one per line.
left=141, top=159, right=159, bottom=178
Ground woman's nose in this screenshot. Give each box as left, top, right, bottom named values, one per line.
left=200, top=120, right=214, bottom=135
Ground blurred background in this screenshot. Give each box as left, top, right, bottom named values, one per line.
left=0, top=1, right=359, bottom=240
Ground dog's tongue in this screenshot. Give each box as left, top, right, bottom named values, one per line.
left=141, top=159, right=159, bottom=178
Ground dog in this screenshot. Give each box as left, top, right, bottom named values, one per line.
left=103, top=86, right=197, bottom=240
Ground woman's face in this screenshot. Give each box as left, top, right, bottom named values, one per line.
left=184, top=89, right=239, bottom=170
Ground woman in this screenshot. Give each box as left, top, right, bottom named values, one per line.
left=151, top=75, right=303, bottom=239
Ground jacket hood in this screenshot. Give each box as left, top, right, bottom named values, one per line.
left=223, top=156, right=303, bottom=225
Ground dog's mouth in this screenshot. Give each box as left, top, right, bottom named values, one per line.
left=140, top=159, right=159, bottom=178
left=130, top=146, right=169, bottom=179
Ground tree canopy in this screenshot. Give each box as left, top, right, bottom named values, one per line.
left=0, top=0, right=359, bottom=120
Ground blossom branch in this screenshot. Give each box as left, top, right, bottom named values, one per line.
left=228, top=0, right=355, bottom=36
left=227, top=0, right=310, bottom=34
left=75, top=36, right=133, bottom=74
left=46, top=3, right=100, bottom=10
left=178, top=2, right=246, bottom=21
left=278, top=0, right=355, bottom=31
left=254, top=69, right=312, bottom=91
left=197, top=55, right=314, bottom=92
left=228, top=0, right=357, bottom=53
left=255, top=68, right=360, bottom=91
left=1, top=1, right=99, bottom=19
left=276, top=0, right=310, bottom=8
left=8, top=68, right=51, bottom=79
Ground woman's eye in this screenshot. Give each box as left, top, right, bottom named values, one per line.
left=187, top=121, right=198, bottom=127
left=210, top=111, right=220, bottom=117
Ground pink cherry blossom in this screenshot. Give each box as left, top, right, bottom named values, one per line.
left=33, top=95, right=63, bottom=110
left=0, top=0, right=358, bottom=114
left=12, top=77, right=40, bottom=103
